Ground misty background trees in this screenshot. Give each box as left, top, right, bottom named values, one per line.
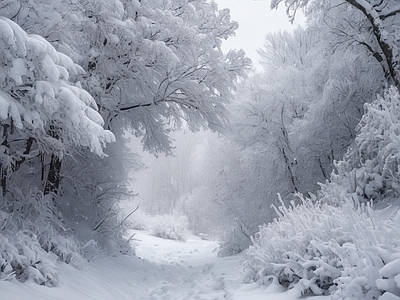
left=1, top=0, right=400, bottom=290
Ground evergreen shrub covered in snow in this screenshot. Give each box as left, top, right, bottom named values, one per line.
left=244, top=87, right=400, bottom=299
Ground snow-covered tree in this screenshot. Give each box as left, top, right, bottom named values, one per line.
left=0, top=16, right=114, bottom=195
left=73, top=0, right=251, bottom=153
left=319, top=86, right=400, bottom=204
left=0, top=17, right=116, bottom=285
left=0, top=0, right=250, bottom=263
left=205, top=18, right=384, bottom=253
left=271, top=0, right=400, bottom=87
left=3, top=0, right=249, bottom=152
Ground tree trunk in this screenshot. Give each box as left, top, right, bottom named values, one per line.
left=13, top=137, right=34, bottom=172
left=318, top=157, right=328, bottom=180
left=1, top=124, right=10, bottom=196
left=44, top=154, right=62, bottom=195
left=281, top=147, right=299, bottom=193
left=345, top=0, right=400, bottom=87
left=1, top=166, right=6, bottom=197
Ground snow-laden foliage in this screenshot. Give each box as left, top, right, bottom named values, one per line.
left=0, top=231, right=60, bottom=286
left=129, top=212, right=190, bottom=242
left=3, top=0, right=250, bottom=154
left=150, top=214, right=190, bottom=242
left=0, top=190, right=84, bottom=286
left=0, top=15, right=115, bottom=201
left=321, top=87, right=400, bottom=204
left=196, top=24, right=382, bottom=256
left=0, top=17, right=118, bottom=285
left=244, top=195, right=400, bottom=299
left=271, top=0, right=400, bottom=87
left=244, top=87, right=400, bottom=298
left=0, top=17, right=114, bottom=160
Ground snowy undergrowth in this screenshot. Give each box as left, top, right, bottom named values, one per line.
left=129, top=211, right=190, bottom=241
left=0, top=230, right=60, bottom=286
left=322, top=86, right=400, bottom=205
left=244, top=87, right=400, bottom=299
left=244, top=195, right=400, bottom=299
left=0, top=191, right=84, bottom=286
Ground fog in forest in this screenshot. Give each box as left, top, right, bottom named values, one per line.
left=2, top=0, right=400, bottom=298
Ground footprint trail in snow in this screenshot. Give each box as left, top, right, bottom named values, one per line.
left=133, top=231, right=237, bottom=300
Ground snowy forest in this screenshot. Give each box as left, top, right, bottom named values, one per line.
left=1, top=0, right=400, bottom=299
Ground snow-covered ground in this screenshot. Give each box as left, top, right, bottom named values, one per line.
left=0, top=230, right=330, bottom=300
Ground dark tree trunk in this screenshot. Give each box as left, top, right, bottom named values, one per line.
left=345, top=0, right=400, bottom=87
left=44, top=154, right=62, bottom=195
left=1, top=124, right=10, bottom=196
left=13, top=137, right=34, bottom=172
left=1, top=166, right=6, bottom=197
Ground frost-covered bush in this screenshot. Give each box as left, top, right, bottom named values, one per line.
left=244, top=87, right=400, bottom=298
left=0, top=190, right=85, bottom=286
left=0, top=230, right=60, bottom=286
left=128, top=211, right=190, bottom=241
left=147, top=214, right=190, bottom=241
left=127, top=209, right=150, bottom=231
left=322, top=86, right=400, bottom=204
left=244, top=195, right=400, bottom=298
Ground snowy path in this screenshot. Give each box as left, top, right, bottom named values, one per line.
left=129, top=231, right=328, bottom=300
left=133, top=231, right=237, bottom=299
left=0, top=230, right=330, bottom=300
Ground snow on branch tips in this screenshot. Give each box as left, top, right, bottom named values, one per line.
left=0, top=16, right=114, bottom=158
left=270, top=0, right=400, bottom=86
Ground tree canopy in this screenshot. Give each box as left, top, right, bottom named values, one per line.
left=0, top=0, right=249, bottom=281
left=272, top=0, right=400, bottom=87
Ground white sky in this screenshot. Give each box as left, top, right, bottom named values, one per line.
left=215, top=0, right=305, bottom=70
